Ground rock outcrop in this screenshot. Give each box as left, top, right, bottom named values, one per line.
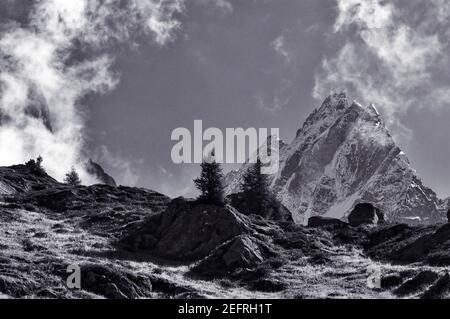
left=190, top=234, right=277, bottom=278
left=85, top=159, right=117, bottom=187
left=0, top=164, right=59, bottom=195
left=120, top=197, right=253, bottom=262
left=347, top=203, right=383, bottom=226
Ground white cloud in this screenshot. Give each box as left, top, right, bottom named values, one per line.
left=271, top=34, right=291, bottom=64
left=314, top=0, right=450, bottom=137
left=195, top=0, right=233, bottom=13
left=92, top=145, right=142, bottom=186
left=0, top=0, right=185, bottom=183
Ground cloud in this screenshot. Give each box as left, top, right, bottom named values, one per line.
left=254, top=79, right=292, bottom=114
left=314, top=0, right=450, bottom=137
left=92, top=145, right=142, bottom=186
left=271, top=34, right=291, bottom=64
left=0, top=0, right=185, bottom=183
left=195, top=0, right=233, bottom=13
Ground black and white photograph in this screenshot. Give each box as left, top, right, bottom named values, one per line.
left=0, top=0, right=450, bottom=308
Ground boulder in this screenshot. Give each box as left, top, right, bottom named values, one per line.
left=189, top=235, right=276, bottom=278
left=308, top=216, right=347, bottom=228
left=348, top=203, right=383, bottom=226
left=80, top=263, right=152, bottom=299
left=120, top=197, right=252, bottom=262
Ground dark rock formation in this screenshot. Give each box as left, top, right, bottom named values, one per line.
left=395, top=223, right=450, bottom=265
left=421, top=273, right=450, bottom=299
left=190, top=235, right=275, bottom=278
left=308, top=216, right=347, bottom=228
left=365, top=224, right=437, bottom=262
left=80, top=263, right=153, bottom=299
left=363, top=222, right=450, bottom=267
left=120, top=197, right=253, bottom=262
left=348, top=203, right=382, bottom=226
left=393, top=271, right=439, bottom=297
left=226, top=192, right=293, bottom=223
left=0, top=164, right=59, bottom=195
left=85, top=159, right=117, bottom=187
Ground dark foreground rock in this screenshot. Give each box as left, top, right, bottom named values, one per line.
left=189, top=234, right=278, bottom=278
left=308, top=216, right=347, bottom=228
left=421, top=273, right=450, bottom=299
left=80, top=263, right=153, bottom=299
left=364, top=223, right=450, bottom=266
left=393, top=271, right=439, bottom=297
left=395, top=223, right=450, bottom=265
left=120, top=198, right=253, bottom=262
left=348, top=203, right=383, bottom=226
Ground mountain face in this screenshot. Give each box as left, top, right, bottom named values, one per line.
left=226, top=93, right=444, bottom=225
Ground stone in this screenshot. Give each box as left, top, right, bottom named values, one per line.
left=348, top=203, right=382, bottom=226
left=120, top=197, right=252, bottom=262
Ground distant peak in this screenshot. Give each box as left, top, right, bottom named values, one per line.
left=85, top=159, right=117, bottom=187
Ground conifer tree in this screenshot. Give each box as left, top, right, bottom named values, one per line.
left=240, top=157, right=271, bottom=215
left=64, top=166, right=81, bottom=186
left=194, top=151, right=225, bottom=205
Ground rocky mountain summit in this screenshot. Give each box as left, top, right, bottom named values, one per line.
left=1, top=163, right=450, bottom=298
left=226, top=93, right=444, bottom=225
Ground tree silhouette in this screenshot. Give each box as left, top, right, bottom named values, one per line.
left=194, top=151, right=225, bottom=205
left=240, top=157, right=271, bottom=215
left=64, top=167, right=81, bottom=186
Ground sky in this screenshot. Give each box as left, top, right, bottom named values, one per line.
left=0, top=0, right=449, bottom=198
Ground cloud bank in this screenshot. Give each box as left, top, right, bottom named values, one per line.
left=0, top=0, right=185, bottom=183
left=314, top=0, right=450, bottom=137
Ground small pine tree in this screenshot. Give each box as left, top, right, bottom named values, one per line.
left=194, top=151, right=225, bottom=205
left=64, top=167, right=81, bottom=186
left=240, top=157, right=271, bottom=215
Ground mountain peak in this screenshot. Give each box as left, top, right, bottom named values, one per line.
left=321, top=92, right=349, bottom=112
left=295, top=93, right=350, bottom=139
left=227, top=94, right=444, bottom=225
